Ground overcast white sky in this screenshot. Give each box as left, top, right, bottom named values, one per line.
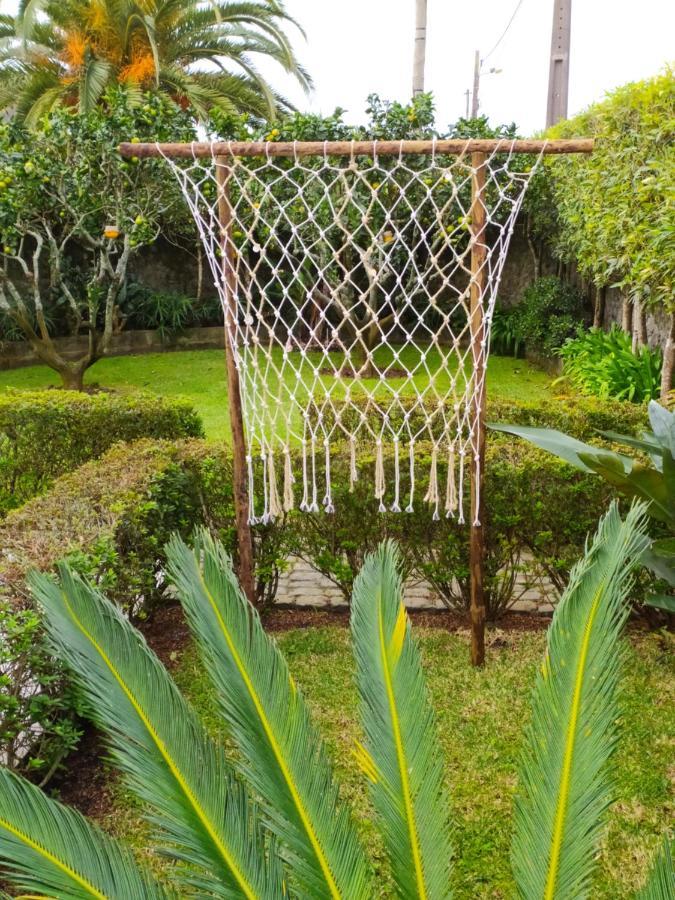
left=2, top=0, right=673, bottom=133
left=258, top=0, right=674, bottom=134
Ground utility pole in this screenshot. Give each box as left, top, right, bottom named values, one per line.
left=546, top=0, right=572, bottom=127
left=412, top=0, right=428, bottom=96
left=464, top=89, right=470, bottom=119
left=471, top=49, right=480, bottom=118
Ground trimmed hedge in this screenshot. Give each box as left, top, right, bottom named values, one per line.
left=0, top=388, right=203, bottom=514
left=286, top=437, right=612, bottom=615
left=0, top=440, right=199, bottom=777
left=330, top=394, right=648, bottom=446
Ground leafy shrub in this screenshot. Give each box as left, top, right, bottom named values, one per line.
left=335, top=394, right=648, bottom=446
left=558, top=326, right=663, bottom=403
left=0, top=600, right=80, bottom=781
left=177, top=443, right=295, bottom=609
left=512, top=276, right=587, bottom=358
left=0, top=439, right=292, bottom=780
left=0, top=440, right=199, bottom=781
left=118, top=282, right=223, bottom=338
left=289, top=438, right=612, bottom=616
left=489, top=306, right=522, bottom=357
left=0, top=388, right=203, bottom=514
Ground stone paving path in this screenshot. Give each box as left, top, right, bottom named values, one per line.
left=276, top=556, right=557, bottom=614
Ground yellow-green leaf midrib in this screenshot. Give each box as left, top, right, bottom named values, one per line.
left=377, top=590, right=427, bottom=900
left=59, top=591, right=258, bottom=900
left=197, top=572, right=343, bottom=900
left=543, top=579, right=607, bottom=900
left=0, top=814, right=108, bottom=900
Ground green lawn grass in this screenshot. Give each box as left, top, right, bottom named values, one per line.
left=0, top=348, right=555, bottom=440
left=99, top=624, right=674, bottom=899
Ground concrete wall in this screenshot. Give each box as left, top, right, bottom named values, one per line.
left=0, top=326, right=225, bottom=371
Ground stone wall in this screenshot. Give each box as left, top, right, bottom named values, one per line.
left=0, top=326, right=225, bottom=371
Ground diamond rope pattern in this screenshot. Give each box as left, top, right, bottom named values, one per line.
left=159, top=141, right=544, bottom=524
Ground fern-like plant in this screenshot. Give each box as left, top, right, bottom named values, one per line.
left=0, top=503, right=671, bottom=898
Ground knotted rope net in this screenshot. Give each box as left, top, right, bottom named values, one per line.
left=160, top=140, right=544, bottom=524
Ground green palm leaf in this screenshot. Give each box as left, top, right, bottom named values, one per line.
left=637, top=836, right=675, bottom=899
left=511, top=502, right=650, bottom=899
left=79, top=56, right=112, bottom=114
left=166, top=529, right=373, bottom=900
left=0, top=765, right=169, bottom=899
left=30, top=564, right=283, bottom=900
left=350, top=541, right=453, bottom=899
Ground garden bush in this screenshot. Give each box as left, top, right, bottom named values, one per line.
left=0, top=439, right=199, bottom=780
left=0, top=388, right=203, bottom=514
left=0, top=438, right=292, bottom=780
left=558, top=326, right=663, bottom=403
left=335, top=393, right=648, bottom=445
left=288, top=438, right=612, bottom=616
left=511, top=276, right=587, bottom=358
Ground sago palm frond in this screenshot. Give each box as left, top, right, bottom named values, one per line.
left=637, top=835, right=674, bottom=899
left=0, top=765, right=169, bottom=899
left=350, top=541, right=453, bottom=900
left=30, top=564, right=284, bottom=900
left=166, top=528, right=373, bottom=900
left=511, top=501, right=650, bottom=900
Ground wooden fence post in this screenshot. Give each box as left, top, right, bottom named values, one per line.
left=469, top=151, right=488, bottom=666
left=215, top=157, right=256, bottom=605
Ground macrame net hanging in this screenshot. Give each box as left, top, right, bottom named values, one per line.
left=160, top=140, right=543, bottom=524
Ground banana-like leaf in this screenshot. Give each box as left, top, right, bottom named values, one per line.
left=350, top=541, right=453, bottom=899
left=636, top=835, right=675, bottom=899
left=30, top=565, right=283, bottom=900
left=488, top=423, right=632, bottom=473
left=0, top=764, right=169, bottom=899
left=166, top=529, right=373, bottom=900
left=511, top=502, right=650, bottom=899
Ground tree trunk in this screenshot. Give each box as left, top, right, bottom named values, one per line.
left=634, top=299, right=648, bottom=347
left=621, top=295, right=633, bottom=334
left=59, top=367, right=86, bottom=391
left=593, top=285, right=606, bottom=329
left=661, top=313, right=674, bottom=404
left=412, top=0, right=427, bottom=95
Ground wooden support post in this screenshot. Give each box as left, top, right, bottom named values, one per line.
left=469, top=151, right=488, bottom=667
left=215, top=157, right=256, bottom=605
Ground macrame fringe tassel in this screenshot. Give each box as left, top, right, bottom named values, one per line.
left=310, top=438, right=319, bottom=513
left=267, top=449, right=282, bottom=520
left=391, top=437, right=401, bottom=512
left=246, top=453, right=256, bottom=524
left=458, top=451, right=466, bottom=525
left=261, top=451, right=269, bottom=524
left=445, top=444, right=457, bottom=517
left=374, top=440, right=386, bottom=513
left=300, top=440, right=309, bottom=511
left=283, top=447, right=295, bottom=512
left=406, top=440, right=415, bottom=513
left=349, top=437, right=358, bottom=492
left=424, top=445, right=440, bottom=521
left=323, top=440, right=334, bottom=513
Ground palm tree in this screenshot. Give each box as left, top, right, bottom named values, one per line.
left=0, top=505, right=670, bottom=897
left=0, top=0, right=310, bottom=126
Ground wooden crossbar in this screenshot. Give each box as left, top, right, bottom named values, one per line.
left=119, top=138, right=594, bottom=159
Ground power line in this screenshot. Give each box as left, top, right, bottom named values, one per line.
left=482, top=0, right=526, bottom=63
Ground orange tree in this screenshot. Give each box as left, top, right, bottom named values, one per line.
left=0, top=88, right=195, bottom=389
